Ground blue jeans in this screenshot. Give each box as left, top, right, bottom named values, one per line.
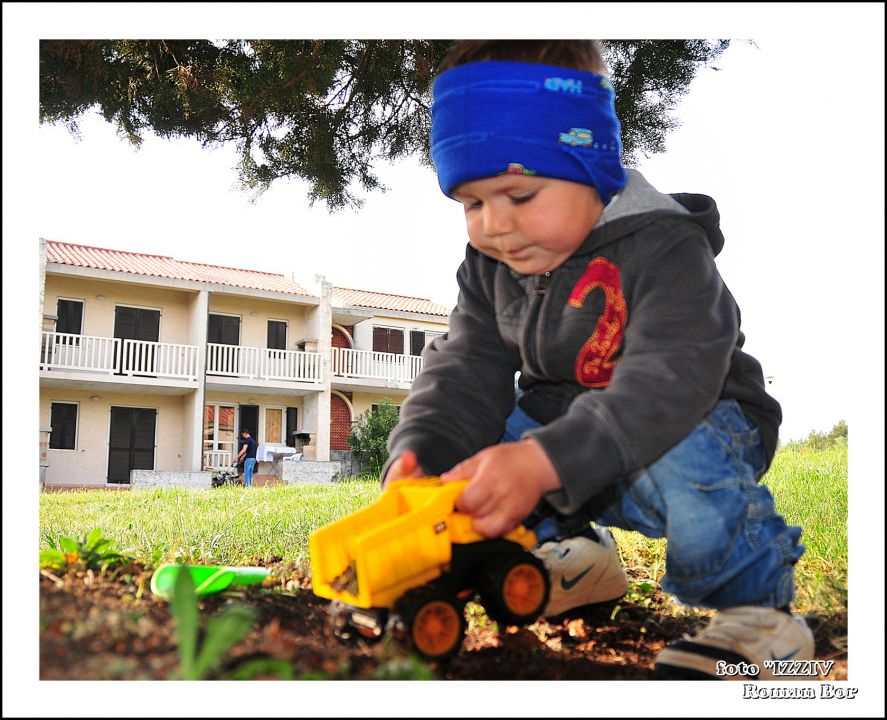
left=503, top=398, right=803, bottom=610
left=243, top=458, right=257, bottom=487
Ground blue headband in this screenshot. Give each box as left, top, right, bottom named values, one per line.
left=431, top=60, right=626, bottom=204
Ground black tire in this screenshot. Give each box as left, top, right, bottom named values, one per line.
left=394, top=585, right=466, bottom=662
left=480, top=551, right=550, bottom=626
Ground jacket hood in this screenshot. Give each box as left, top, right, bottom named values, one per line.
left=585, top=169, right=725, bottom=256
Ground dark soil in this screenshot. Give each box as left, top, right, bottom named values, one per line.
left=39, top=562, right=848, bottom=681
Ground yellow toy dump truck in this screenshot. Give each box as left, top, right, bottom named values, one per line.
left=310, top=477, right=550, bottom=661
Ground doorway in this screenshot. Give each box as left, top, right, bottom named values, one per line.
left=114, top=305, right=161, bottom=376
left=107, top=407, right=156, bottom=483
left=239, top=405, right=259, bottom=443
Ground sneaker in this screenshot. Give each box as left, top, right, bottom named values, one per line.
left=654, top=606, right=815, bottom=680
left=532, top=526, right=628, bottom=618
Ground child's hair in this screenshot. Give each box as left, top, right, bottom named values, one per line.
left=437, top=40, right=608, bottom=76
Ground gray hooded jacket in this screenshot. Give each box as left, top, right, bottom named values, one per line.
left=386, top=170, right=781, bottom=515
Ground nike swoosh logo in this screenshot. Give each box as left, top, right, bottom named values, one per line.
left=771, top=648, right=801, bottom=662
left=560, top=564, right=595, bottom=590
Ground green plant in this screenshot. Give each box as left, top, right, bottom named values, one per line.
left=783, top=419, right=848, bottom=451
left=40, top=528, right=132, bottom=572
left=347, top=399, right=401, bottom=476
left=169, top=564, right=259, bottom=680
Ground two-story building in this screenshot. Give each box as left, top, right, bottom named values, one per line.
left=38, top=239, right=451, bottom=489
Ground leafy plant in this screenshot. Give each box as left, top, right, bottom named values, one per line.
left=40, top=528, right=131, bottom=572
left=347, top=399, right=401, bottom=476
left=169, top=565, right=257, bottom=680
left=40, top=40, right=729, bottom=210
left=167, top=565, right=293, bottom=680
left=782, top=419, right=848, bottom=451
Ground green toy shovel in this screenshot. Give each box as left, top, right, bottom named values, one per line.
left=150, top=563, right=270, bottom=598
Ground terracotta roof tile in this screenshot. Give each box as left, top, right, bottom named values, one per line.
left=44, top=240, right=313, bottom=297
left=332, top=287, right=451, bottom=318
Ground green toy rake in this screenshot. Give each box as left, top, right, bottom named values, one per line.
left=150, top=563, right=270, bottom=598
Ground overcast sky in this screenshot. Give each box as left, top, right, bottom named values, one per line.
left=4, top=3, right=885, bottom=716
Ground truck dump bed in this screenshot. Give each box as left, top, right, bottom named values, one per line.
left=310, top=478, right=477, bottom=609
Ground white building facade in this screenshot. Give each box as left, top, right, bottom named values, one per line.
left=39, top=239, right=451, bottom=488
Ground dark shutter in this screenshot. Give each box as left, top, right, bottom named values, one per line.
left=208, top=314, right=241, bottom=345
left=56, top=300, right=84, bottom=335
left=267, top=320, right=287, bottom=350
left=113, top=306, right=159, bottom=341
left=372, top=327, right=404, bottom=354
left=107, top=407, right=156, bottom=483
left=410, top=330, right=425, bottom=357
left=107, top=409, right=132, bottom=482
left=286, top=407, right=299, bottom=447
left=389, top=329, right=404, bottom=354
left=372, top=327, right=386, bottom=352
left=49, top=402, right=78, bottom=450
left=114, top=307, right=160, bottom=376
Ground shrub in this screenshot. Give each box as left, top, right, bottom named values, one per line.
left=783, top=419, right=848, bottom=451
left=347, top=400, right=401, bottom=476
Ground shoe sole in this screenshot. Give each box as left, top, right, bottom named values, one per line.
left=543, top=570, right=629, bottom=619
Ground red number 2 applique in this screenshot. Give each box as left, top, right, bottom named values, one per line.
left=568, top=257, right=627, bottom=387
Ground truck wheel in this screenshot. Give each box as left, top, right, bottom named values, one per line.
left=395, top=587, right=466, bottom=661
left=480, top=551, right=550, bottom=626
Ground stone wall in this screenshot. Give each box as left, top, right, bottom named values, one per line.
left=281, top=460, right=342, bottom=485
left=331, top=449, right=375, bottom=479
left=131, top=470, right=213, bottom=489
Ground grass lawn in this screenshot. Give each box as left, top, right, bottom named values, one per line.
left=40, top=443, right=847, bottom=619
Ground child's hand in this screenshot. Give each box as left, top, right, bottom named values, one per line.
left=441, top=439, right=561, bottom=538
left=381, top=450, right=426, bottom=488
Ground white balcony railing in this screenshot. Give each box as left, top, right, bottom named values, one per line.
left=331, top=347, right=423, bottom=383
left=40, top=331, right=199, bottom=381
left=206, top=344, right=323, bottom=383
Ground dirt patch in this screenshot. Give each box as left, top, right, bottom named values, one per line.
left=39, top=563, right=848, bottom=681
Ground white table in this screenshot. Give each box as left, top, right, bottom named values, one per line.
left=256, top=444, right=300, bottom=482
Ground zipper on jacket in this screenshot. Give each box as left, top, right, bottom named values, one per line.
left=525, top=272, right=551, bottom=375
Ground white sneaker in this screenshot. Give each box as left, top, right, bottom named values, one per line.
left=655, top=606, right=815, bottom=680
left=532, top=527, right=628, bottom=618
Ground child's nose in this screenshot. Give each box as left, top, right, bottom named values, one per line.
left=482, top=204, right=512, bottom=237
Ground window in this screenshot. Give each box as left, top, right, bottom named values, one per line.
left=204, top=404, right=237, bottom=465
left=114, top=305, right=160, bottom=342
left=409, top=330, right=445, bottom=356
left=264, top=407, right=284, bottom=444
left=208, top=313, right=241, bottom=346
left=373, top=326, right=404, bottom=354
left=267, top=320, right=287, bottom=350
left=56, top=299, right=84, bottom=335
left=49, top=402, right=78, bottom=450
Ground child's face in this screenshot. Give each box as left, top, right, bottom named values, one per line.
left=451, top=175, right=605, bottom=275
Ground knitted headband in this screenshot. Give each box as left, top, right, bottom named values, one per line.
left=431, top=60, right=627, bottom=204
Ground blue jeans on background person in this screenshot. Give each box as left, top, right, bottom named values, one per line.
left=503, top=398, right=804, bottom=610
left=243, top=457, right=257, bottom=487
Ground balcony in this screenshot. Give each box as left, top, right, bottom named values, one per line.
left=40, top=331, right=200, bottom=383
left=331, top=347, right=422, bottom=392
left=205, top=343, right=323, bottom=390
